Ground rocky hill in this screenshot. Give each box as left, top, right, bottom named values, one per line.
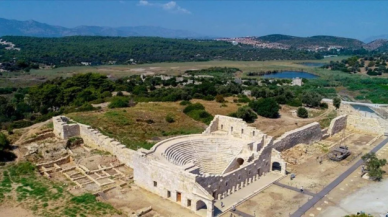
left=255, top=34, right=364, bottom=49
left=363, top=39, right=388, bottom=50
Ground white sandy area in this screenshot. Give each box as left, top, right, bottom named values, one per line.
left=319, top=179, right=388, bottom=217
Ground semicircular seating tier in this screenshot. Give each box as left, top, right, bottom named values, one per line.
left=156, top=135, right=249, bottom=175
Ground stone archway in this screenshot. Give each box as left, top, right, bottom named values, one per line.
left=272, top=162, right=281, bottom=172
left=196, top=200, right=207, bottom=211
left=237, top=158, right=244, bottom=166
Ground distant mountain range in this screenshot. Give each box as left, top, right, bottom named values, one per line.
left=2, top=17, right=388, bottom=51
left=364, top=35, right=388, bottom=43
left=0, top=18, right=206, bottom=38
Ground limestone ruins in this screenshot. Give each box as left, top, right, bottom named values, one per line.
left=50, top=113, right=352, bottom=217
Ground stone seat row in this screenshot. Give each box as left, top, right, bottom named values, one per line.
left=164, top=140, right=242, bottom=166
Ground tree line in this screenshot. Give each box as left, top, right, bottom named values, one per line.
left=0, top=36, right=325, bottom=71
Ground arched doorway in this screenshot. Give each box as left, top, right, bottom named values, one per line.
left=237, top=158, right=244, bottom=166
left=196, top=200, right=207, bottom=211
left=272, top=162, right=281, bottom=172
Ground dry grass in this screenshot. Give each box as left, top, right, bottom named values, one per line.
left=68, top=102, right=206, bottom=150
left=191, top=97, right=247, bottom=116
left=1, top=57, right=344, bottom=88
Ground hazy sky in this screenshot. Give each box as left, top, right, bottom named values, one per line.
left=0, top=0, right=387, bottom=40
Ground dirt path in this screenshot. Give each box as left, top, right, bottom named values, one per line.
left=0, top=205, right=35, bottom=217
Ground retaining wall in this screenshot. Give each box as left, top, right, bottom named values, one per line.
left=273, top=122, right=322, bottom=152
left=52, top=116, right=137, bottom=168
left=328, top=115, right=348, bottom=136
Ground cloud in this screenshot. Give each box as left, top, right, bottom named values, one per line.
left=138, top=0, right=151, bottom=6
left=138, top=0, right=191, bottom=14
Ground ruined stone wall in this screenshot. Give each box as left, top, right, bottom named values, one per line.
left=52, top=116, right=137, bottom=168
left=53, top=116, right=79, bottom=139
left=203, top=115, right=265, bottom=141
left=195, top=142, right=273, bottom=200
left=133, top=156, right=214, bottom=217
left=36, top=155, right=71, bottom=168
left=328, top=115, right=347, bottom=136
left=78, top=124, right=136, bottom=168
left=273, top=122, right=322, bottom=152
left=347, top=115, right=385, bottom=135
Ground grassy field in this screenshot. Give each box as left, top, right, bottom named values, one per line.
left=28, top=57, right=344, bottom=77
left=68, top=102, right=206, bottom=150
left=0, top=162, right=119, bottom=217
left=0, top=56, right=347, bottom=89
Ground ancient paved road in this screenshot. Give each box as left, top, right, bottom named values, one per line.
left=290, top=137, right=388, bottom=217
left=273, top=181, right=315, bottom=197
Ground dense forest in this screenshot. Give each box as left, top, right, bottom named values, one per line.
left=0, top=70, right=336, bottom=130
left=0, top=36, right=325, bottom=71
left=322, top=54, right=388, bottom=75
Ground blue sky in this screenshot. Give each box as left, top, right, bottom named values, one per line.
left=0, top=0, right=387, bottom=40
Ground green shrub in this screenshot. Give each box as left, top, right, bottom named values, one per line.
left=297, top=107, right=308, bottom=118
left=203, top=95, right=215, bottom=101
left=333, top=97, right=341, bottom=109
left=320, top=102, right=328, bottom=109
left=8, top=162, right=36, bottom=176
left=108, top=97, right=129, bottom=109
left=287, top=98, right=302, bottom=107
left=237, top=96, right=251, bottom=103
left=10, top=120, right=33, bottom=129
left=215, top=95, right=225, bottom=103
left=183, top=103, right=213, bottom=124
left=0, top=132, right=10, bottom=151
left=249, top=98, right=280, bottom=118
left=165, top=114, right=175, bottom=123
left=77, top=103, right=96, bottom=112
left=230, top=106, right=257, bottom=123
left=183, top=103, right=205, bottom=113
left=362, top=152, right=387, bottom=181
left=71, top=193, right=97, bottom=204
left=302, top=92, right=322, bottom=108
left=66, top=137, right=84, bottom=149
left=180, top=100, right=191, bottom=106
left=100, top=91, right=112, bottom=98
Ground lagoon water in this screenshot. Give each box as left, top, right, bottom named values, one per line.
left=261, top=71, right=318, bottom=79
left=351, top=104, right=376, bottom=114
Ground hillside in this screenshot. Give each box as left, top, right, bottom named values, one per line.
left=256, top=34, right=364, bottom=49
left=0, top=36, right=323, bottom=70
left=0, top=17, right=205, bottom=38
left=363, top=39, right=388, bottom=50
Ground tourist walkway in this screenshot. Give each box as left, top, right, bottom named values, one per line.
left=290, top=137, right=388, bottom=217
left=273, top=181, right=315, bottom=197
left=322, top=98, right=388, bottom=108
left=215, top=172, right=284, bottom=216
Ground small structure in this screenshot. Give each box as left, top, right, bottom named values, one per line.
left=291, top=77, right=303, bottom=86
left=81, top=62, right=91, bottom=66
left=242, top=90, right=252, bottom=97
left=328, top=146, right=351, bottom=161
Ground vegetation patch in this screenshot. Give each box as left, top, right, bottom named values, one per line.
left=249, top=98, right=280, bottom=118
left=0, top=162, right=119, bottom=216
left=68, top=102, right=204, bottom=150
left=183, top=103, right=213, bottom=124
left=319, top=110, right=337, bottom=128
